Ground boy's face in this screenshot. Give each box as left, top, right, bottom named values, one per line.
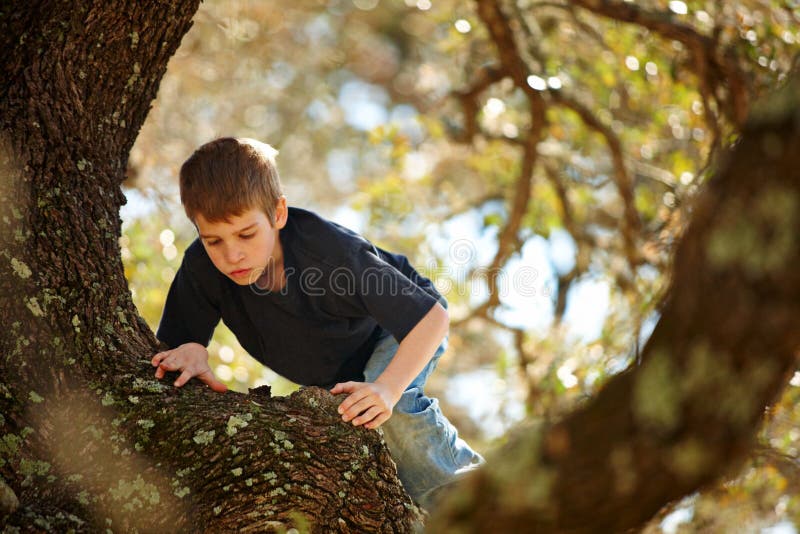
left=195, top=198, right=288, bottom=286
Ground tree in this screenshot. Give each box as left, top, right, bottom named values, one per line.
left=2, top=1, right=799, bottom=532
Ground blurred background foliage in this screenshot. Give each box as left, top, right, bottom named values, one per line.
left=122, top=0, right=799, bottom=530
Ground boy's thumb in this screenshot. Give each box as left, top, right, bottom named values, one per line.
left=200, top=371, right=228, bottom=393
left=330, top=382, right=354, bottom=394
left=210, top=380, right=228, bottom=393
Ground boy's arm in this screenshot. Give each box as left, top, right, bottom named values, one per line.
left=153, top=244, right=224, bottom=391
left=331, top=302, right=449, bottom=429
left=156, top=240, right=221, bottom=349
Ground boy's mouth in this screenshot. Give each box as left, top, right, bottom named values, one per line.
left=230, top=268, right=251, bottom=278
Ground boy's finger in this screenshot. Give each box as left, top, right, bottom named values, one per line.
left=151, top=350, right=170, bottom=366
left=342, top=396, right=376, bottom=422
left=174, top=369, right=193, bottom=388
left=330, top=382, right=357, bottom=395
left=198, top=370, right=228, bottom=393
left=158, top=359, right=176, bottom=372
left=366, top=412, right=390, bottom=430
left=351, top=406, right=381, bottom=427
left=337, top=386, right=370, bottom=415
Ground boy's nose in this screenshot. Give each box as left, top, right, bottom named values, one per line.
left=224, top=245, right=244, bottom=264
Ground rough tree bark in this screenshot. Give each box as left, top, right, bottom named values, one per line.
left=2, top=2, right=800, bottom=533
left=0, top=2, right=419, bottom=532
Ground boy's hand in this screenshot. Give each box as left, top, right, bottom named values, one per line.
left=330, top=381, right=400, bottom=429
left=151, top=342, right=228, bottom=393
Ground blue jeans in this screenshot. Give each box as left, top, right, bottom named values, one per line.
left=363, top=322, right=485, bottom=508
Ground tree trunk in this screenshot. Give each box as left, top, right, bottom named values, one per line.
left=429, top=80, right=800, bottom=532
left=0, top=2, right=419, bottom=532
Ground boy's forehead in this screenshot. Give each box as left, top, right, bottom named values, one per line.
left=195, top=208, right=266, bottom=233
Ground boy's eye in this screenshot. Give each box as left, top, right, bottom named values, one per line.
left=240, top=233, right=255, bottom=240
left=206, top=239, right=220, bottom=246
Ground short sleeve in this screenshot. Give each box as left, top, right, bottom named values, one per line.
left=348, top=244, right=439, bottom=342
left=156, top=244, right=222, bottom=349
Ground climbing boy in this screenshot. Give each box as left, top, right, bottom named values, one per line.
left=152, top=137, right=483, bottom=507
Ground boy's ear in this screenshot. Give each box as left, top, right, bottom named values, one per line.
left=274, top=196, right=288, bottom=229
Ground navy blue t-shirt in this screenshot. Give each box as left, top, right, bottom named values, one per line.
left=156, top=207, right=443, bottom=386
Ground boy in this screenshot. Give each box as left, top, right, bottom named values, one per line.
left=152, top=137, right=483, bottom=508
